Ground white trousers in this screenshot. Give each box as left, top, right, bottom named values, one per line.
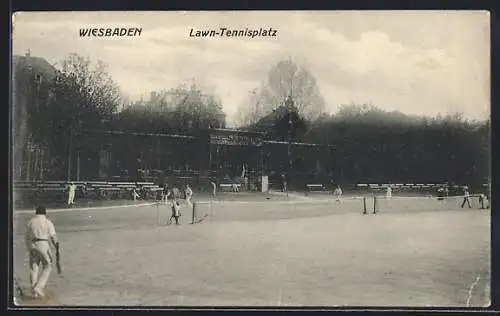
left=186, top=197, right=193, bottom=208
left=29, top=241, right=52, bottom=293
left=67, top=192, right=75, bottom=205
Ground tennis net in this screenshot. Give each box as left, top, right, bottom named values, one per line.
left=372, top=194, right=488, bottom=214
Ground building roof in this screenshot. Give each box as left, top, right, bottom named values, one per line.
left=13, top=54, right=57, bottom=80
left=247, top=96, right=299, bottom=133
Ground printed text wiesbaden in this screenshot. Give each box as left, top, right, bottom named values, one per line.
left=189, top=27, right=278, bottom=38
left=79, top=27, right=143, bottom=37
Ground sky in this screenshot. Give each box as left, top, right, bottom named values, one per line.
left=12, top=11, right=490, bottom=127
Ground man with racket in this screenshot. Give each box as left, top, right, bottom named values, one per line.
left=437, top=186, right=445, bottom=201
left=479, top=183, right=490, bottom=209
left=24, top=205, right=61, bottom=298
left=162, top=184, right=172, bottom=204
left=185, top=184, right=194, bottom=208
left=168, top=197, right=182, bottom=225
left=281, top=173, right=288, bottom=193
left=333, top=185, right=342, bottom=202
left=386, top=186, right=392, bottom=200
left=185, top=184, right=197, bottom=221
left=132, top=187, right=140, bottom=201
left=67, top=182, right=77, bottom=208
left=461, top=185, right=472, bottom=208
left=209, top=178, right=217, bottom=197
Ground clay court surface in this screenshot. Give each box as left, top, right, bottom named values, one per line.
left=12, top=192, right=490, bottom=307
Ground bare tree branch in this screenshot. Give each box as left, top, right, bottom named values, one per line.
left=236, top=59, right=326, bottom=127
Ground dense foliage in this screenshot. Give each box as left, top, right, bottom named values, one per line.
left=109, top=84, right=226, bottom=133
left=294, top=104, right=489, bottom=185
left=14, top=54, right=489, bottom=186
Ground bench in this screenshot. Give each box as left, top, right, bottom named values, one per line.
left=136, top=182, right=154, bottom=186
left=89, top=184, right=113, bottom=188
left=115, top=184, right=137, bottom=189
left=14, top=187, right=39, bottom=192
left=145, top=187, right=163, bottom=191
left=305, top=184, right=327, bottom=195
left=83, top=185, right=121, bottom=199
left=219, top=183, right=240, bottom=192
left=94, top=187, right=121, bottom=191
left=141, top=186, right=163, bottom=199
left=109, top=182, right=135, bottom=186
left=306, top=184, right=326, bottom=190
left=86, top=181, right=109, bottom=185
left=36, top=183, right=62, bottom=188
left=98, top=187, right=123, bottom=199
left=43, top=181, right=67, bottom=185
left=39, top=187, right=66, bottom=192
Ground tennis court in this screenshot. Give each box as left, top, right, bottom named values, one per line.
left=12, top=193, right=490, bottom=307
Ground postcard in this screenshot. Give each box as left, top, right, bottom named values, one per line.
left=11, top=11, right=491, bottom=308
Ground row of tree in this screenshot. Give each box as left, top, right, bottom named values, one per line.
left=300, top=105, right=489, bottom=185
left=110, top=84, right=226, bottom=132
left=13, top=52, right=490, bottom=186
left=13, top=53, right=227, bottom=181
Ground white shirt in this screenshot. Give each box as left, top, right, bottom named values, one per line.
left=68, top=184, right=76, bottom=194
left=25, top=215, right=56, bottom=248
left=185, top=187, right=193, bottom=198
left=171, top=201, right=181, bottom=216
left=334, top=188, right=342, bottom=195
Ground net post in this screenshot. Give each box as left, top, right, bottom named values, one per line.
left=210, top=198, right=214, bottom=220
left=373, top=196, right=377, bottom=214
left=191, top=202, right=196, bottom=224
left=363, top=197, right=367, bottom=214
left=156, top=202, right=160, bottom=225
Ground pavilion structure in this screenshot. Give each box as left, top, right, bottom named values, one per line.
left=68, top=95, right=335, bottom=189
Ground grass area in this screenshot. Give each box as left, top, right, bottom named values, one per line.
left=12, top=197, right=490, bottom=307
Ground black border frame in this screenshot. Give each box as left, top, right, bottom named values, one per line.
left=6, top=0, right=499, bottom=314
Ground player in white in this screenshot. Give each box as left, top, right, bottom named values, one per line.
left=162, top=184, right=171, bottom=204
left=231, top=183, right=239, bottom=192
left=437, top=186, right=445, bottom=201
left=132, top=187, right=140, bottom=201
left=281, top=173, right=287, bottom=193
left=461, top=185, right=472, bottom=208
left=185, top=184, right=193, bottom=208
left=209, top=179, right=217, bottom=197
left=386, top=186, right=392, bottom=200
left=333, top=185, right=342, bottom=202
left=67, top=182, right=76, bottom=207
left=172, top=186, right=180, bottom=199
left=168, top=198, right=181, bottom=225
left=479, top=193, right=488, bottom=209
left=25, top=205, right=59, bottom=298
